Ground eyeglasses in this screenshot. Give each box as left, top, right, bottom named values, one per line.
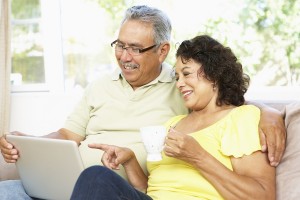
left=111, top=40, right=157, bottom=56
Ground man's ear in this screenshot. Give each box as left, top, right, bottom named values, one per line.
left=158, top=42, right=170, bottom=63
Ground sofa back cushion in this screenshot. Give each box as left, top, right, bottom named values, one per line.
left=276, top=102, right=300, bottom=200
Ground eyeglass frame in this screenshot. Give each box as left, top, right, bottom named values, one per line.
left=111, top=40, right=157, bottom=56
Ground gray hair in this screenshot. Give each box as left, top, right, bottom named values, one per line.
left=121, top=5, right=172, bottom=45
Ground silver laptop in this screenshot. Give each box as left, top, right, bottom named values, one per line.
left=6, top=135, right=85, bottom=200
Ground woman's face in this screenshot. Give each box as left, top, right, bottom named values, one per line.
left=174, top=57, right=217, bottom=110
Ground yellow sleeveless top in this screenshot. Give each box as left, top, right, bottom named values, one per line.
left=147, top=105, right=261, bottom=200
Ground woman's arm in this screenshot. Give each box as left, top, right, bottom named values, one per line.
left=165, top=129, right=275, bottom=200
left=88, top=143, right=148, bottom=192
left=197, top=150, right=275, bottom=200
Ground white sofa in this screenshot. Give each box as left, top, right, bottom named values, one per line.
left=1, top=101, right=300, bottom=200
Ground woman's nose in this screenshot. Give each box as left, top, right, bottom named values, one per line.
left=176, top=77, right=185, bottom=89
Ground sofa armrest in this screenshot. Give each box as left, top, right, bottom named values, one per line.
left=0, top=154, right=19, bottom=181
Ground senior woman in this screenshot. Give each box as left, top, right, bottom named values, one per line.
left=70, top=35, right=275, bottom=200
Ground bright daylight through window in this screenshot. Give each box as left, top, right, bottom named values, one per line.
left=10, top=0, right=300, bottom=101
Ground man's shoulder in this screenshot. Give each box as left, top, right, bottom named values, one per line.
left=158, top=63, right=175, bottom=83
left=84, top=69, right=118, bottom=91
left=161, top=62, right=173, bottom=74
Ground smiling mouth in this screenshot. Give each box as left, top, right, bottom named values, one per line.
left=121, top=62, right=139, bottom=70
left=124, top=65, right=138, bottom=70
left=182, top=91, right=192, bottom=97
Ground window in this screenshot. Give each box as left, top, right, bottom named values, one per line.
left=60, top=0, right=114, bottom=92
left=11, top=0, right=65, bottom=92
left=11, top=0, right=46, bottom=90
left=10, top=0, right=300, bottom=100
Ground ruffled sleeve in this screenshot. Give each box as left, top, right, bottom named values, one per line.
left=220, top=105, right=262, bottom=158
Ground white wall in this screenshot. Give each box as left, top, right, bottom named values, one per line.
left=9, top=87, right=299, bottom=136
left=10, top=93, right=81, bottom=136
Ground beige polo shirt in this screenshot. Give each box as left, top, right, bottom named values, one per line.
left=64, top=63, right=188, bottom=179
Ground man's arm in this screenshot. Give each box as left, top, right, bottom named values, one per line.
left=0, top=128, right=85, bottom=163
left=246, top=101, right=286, bottom=166
left=42, top=128, right=84, bottom=145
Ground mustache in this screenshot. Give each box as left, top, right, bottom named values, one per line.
left=120, top=61, right=139, bottom=69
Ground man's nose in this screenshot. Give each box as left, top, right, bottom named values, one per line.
left=119, top=49, right=133, bottom=61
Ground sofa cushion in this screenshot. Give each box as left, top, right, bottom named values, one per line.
left=0, top=154, right=19, bottom=181
left=276, top=102, right=300, bottom=200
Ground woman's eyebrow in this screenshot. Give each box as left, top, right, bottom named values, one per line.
left=180, top=66, right=192, bottom=71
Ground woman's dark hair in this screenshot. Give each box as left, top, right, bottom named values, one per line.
left=176, top=35, right=250, bottom=106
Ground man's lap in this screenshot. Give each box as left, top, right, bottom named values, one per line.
left=0, top=180, right=32, bottom=200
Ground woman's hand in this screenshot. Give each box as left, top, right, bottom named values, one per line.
left=89, top=143, right=148, bottom=191
left=164, top=128, right=206, bottom=164
left=88, top=143, right=134, bottom=170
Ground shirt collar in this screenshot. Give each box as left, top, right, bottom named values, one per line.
left=111, top=63, right=175, bottom=84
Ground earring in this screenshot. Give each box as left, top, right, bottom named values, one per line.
left=212, top=83, right=216, bottom=91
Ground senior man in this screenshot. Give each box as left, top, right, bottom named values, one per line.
left=0, top=5, right=286, bottom=200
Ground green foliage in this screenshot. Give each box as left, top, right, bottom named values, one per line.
left=11, top=0, right=40, bottom=19
left=96, top=0, right=300, bottom=86
left=11, top=0, right=44, bottom=85
left=12, top=48, right=45, bottom=84
left=11, top=0, right=300, bottom=87
left=238, top=0, right=300, bottom=85
left=95, top=0, right=128, bottom=21
left=200, top=0, right=300, bottom=86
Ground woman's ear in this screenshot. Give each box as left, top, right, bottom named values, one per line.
left=158, top=42, right=170, bottom=63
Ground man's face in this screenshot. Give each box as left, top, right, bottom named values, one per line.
left=115, top=20, right=167, bottom=89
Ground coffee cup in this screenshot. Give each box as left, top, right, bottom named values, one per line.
left=140, top=125, right=167, bottom=161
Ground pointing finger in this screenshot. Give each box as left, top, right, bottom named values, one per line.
left=88, top=143, right=109, bottom=151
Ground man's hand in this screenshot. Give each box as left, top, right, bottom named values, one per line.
left=0, top=132, right=26, bottom=163
left=259, top=107, right=286, bottom=167
left=1, top=129, right=84, bottom=163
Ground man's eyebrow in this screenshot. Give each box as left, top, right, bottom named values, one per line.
left=117, top=40, right=142, bottom=47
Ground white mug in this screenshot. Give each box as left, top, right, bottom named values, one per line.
left=140, top=125, right=167, bottom=161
